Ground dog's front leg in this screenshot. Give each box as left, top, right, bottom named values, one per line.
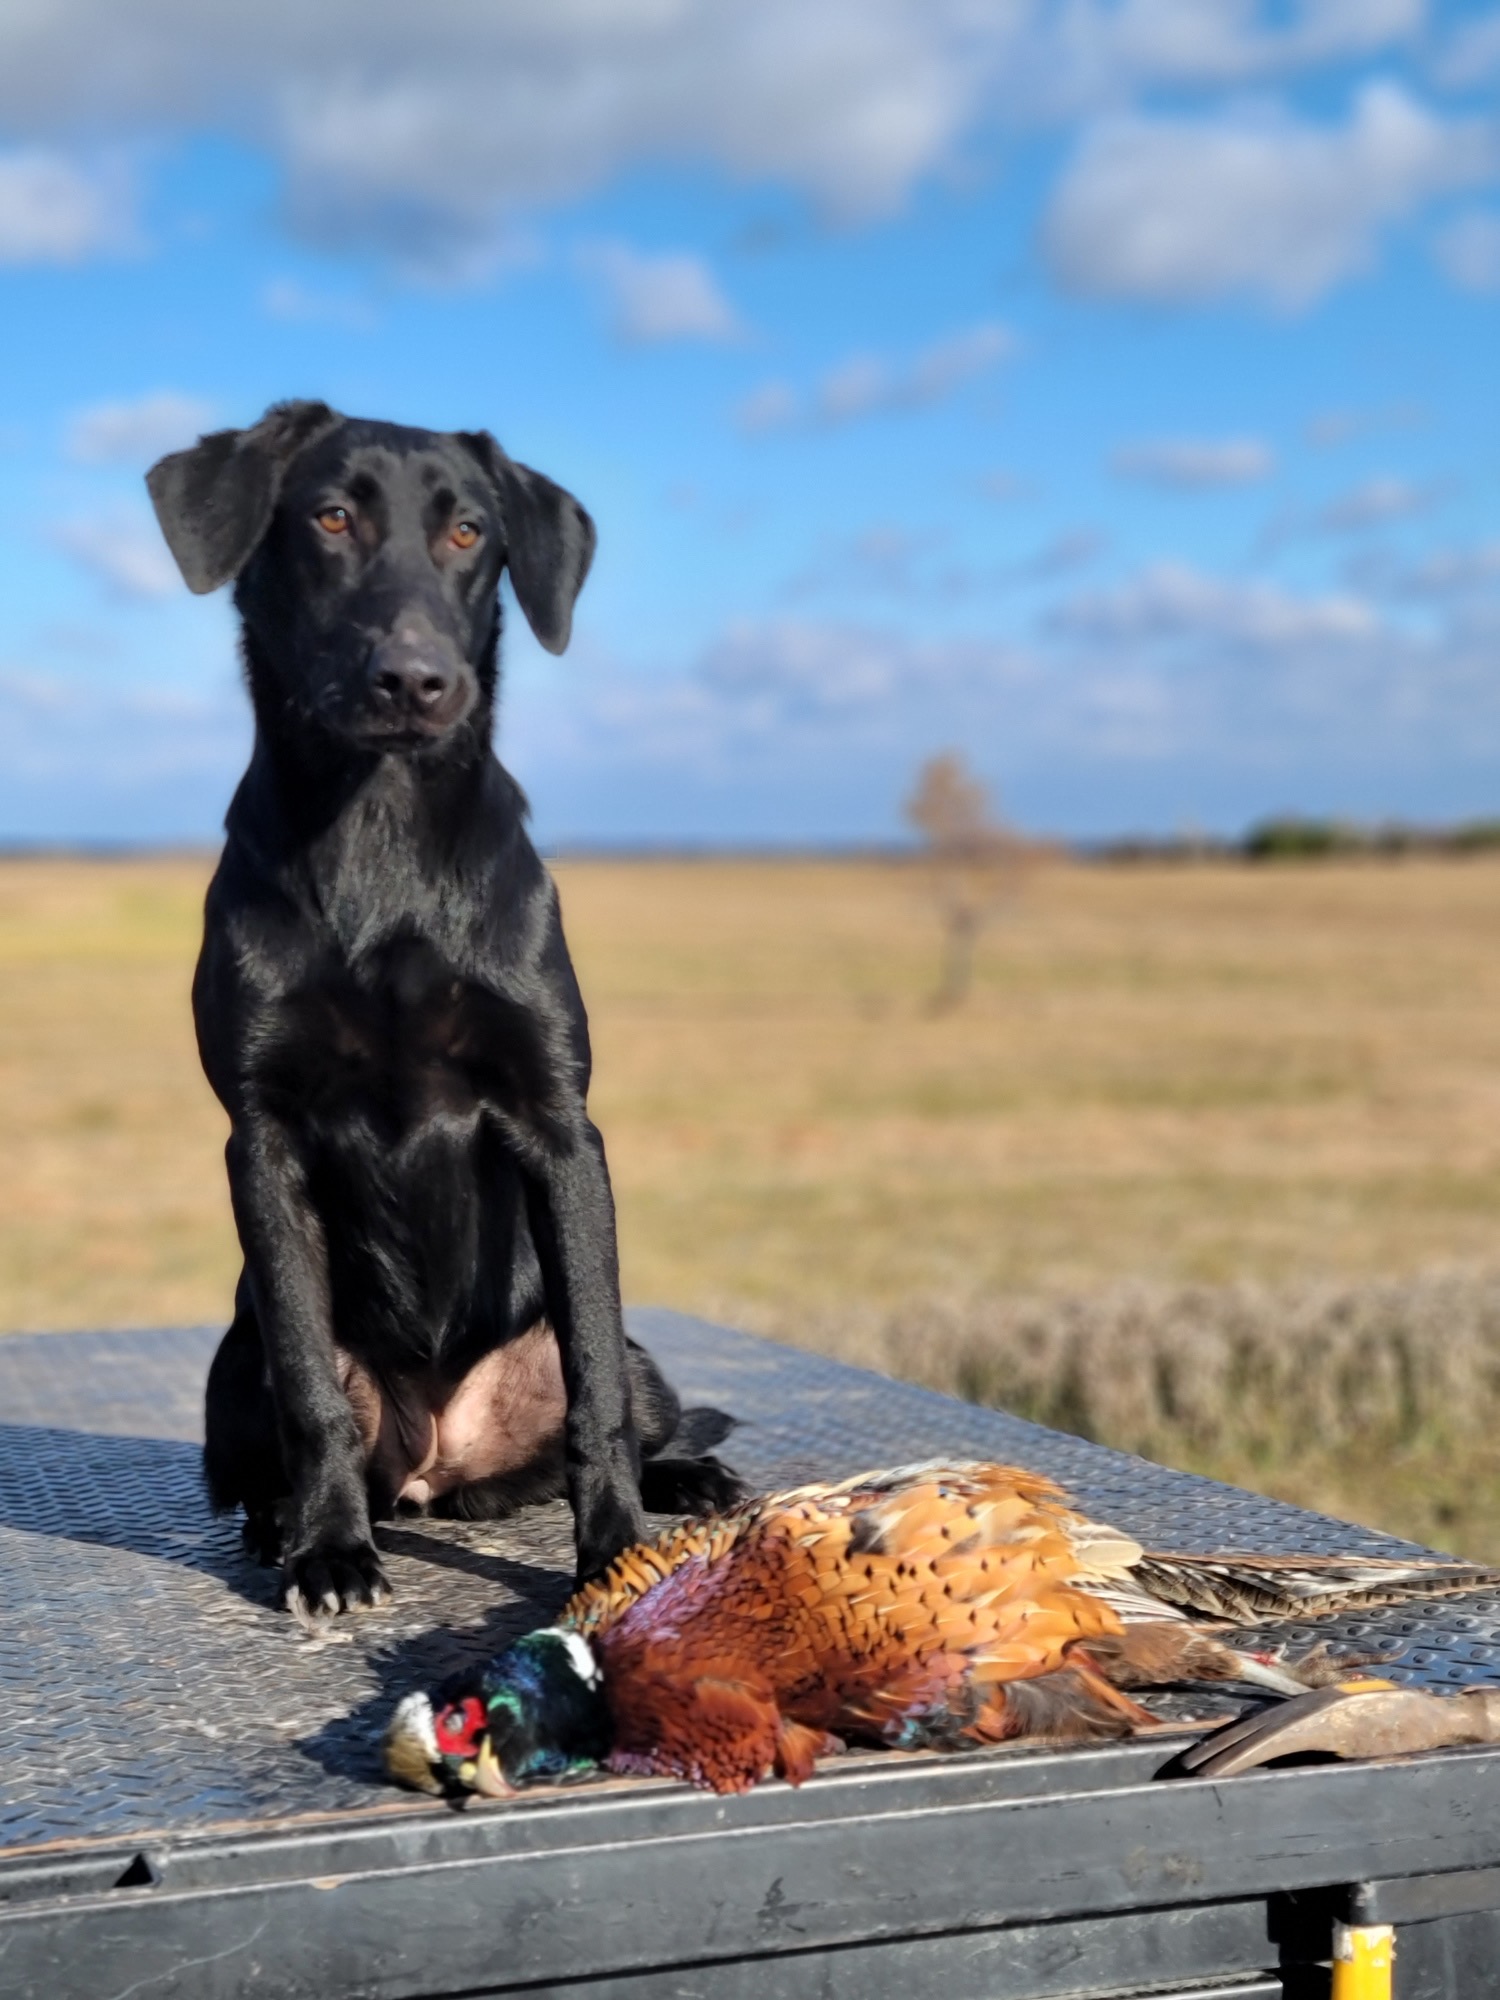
left=227, top=1118, right=391, bottom=1615
left=524, top=1121, right=646, bottom=1583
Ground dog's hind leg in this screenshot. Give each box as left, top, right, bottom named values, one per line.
left=204, top=1278, right=291, bottom=1565
left=436, top=1428, right=746, bottom=1523
left=431, top=1450, right=569, bottom=1522
left=627, top=1338, right=747, bottom=1516
left=432, top=1337, right=745, bottom=1525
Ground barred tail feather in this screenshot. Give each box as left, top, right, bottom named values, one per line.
left=1131, top=1551, right=1500, bottom=1624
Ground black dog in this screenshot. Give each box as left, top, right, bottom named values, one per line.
left=146, top=401, right=740, bottom=1616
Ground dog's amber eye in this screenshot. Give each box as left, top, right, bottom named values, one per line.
left=450, top=520, right=481, bottom=550
left=317, top=507, right=351, bottom=535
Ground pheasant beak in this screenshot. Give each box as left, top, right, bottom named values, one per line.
left=466, top=1733, right=511, bottom=1798
left=382, top=1693, right=446, bottom=1796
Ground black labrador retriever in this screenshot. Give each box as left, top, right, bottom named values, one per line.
left=146, top=400, right=740, bottom=1616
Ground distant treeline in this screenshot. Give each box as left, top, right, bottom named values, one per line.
left=1098, top=815, right=1500, bottom=863
left=6, top=819, right=1500, bottom=867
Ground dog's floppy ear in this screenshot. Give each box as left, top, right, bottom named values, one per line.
left=458, top=431, right=596, bottom=655
left=145, top=399, right=343, bottom=594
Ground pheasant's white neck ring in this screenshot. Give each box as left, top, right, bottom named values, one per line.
left=549, top=1627, right=602, bottom=1689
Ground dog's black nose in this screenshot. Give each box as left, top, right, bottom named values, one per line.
left=368, top=622, right=462, bottom=721
left=373, top=657, right=451, bottom=712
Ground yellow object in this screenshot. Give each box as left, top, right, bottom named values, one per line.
left=1331, top=1921, right=1394, bottom=2000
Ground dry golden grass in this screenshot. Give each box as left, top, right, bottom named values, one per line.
left=564, top=855, right=1500, bottom=1309
left=5, top=851, right=1500, bottom=1550
left=0, top=857, right=233, bottom=1331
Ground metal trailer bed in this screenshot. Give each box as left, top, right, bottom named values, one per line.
left=3, top=1308, right=1500, bottom=1999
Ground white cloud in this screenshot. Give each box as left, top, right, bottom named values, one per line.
left=1433, top=9, right=1500, bottom=88
left=1112, top=436, right=1276, bottom=487
left=1009, top=527, right=1107, bottom=579
left=736, top=381, right=799, bottom=434
left=271, top=8, right=984, bottom=245
left=1259, top=474, right=1445, bottom=550
left=507, top=563, right=1500, bottom=831
left=1044, top=84, right=1496, bottom=308
left=786, top=519, right=1105, bottom=601
left=1405, top=543, right=1500, bottom=594
left=1306, top=411, right=1362, bottom=448
left=739, top=322, right=1015, bottom=432
left=896, top=324, right=1018, bottom=403
left=0, top=147, right=131, bottom=264
left=532, top=617, right=1036, bottom=777
left=1013, top=0, right=1423, bottom=112
left=52, top=509, right=183, bottom=599
left=0, top=4, right=1460, bottom=279
left=1353, top=540, right=1500, bottom=597
left=0, top=1, right=1007, bottom=267
left=1314, top=475, right=1441, bottom=533
left=580, top=243, right=744, bottom=343
left=1435, top=208, right=1500, bottom=292
left=815, top=355, right=894, bottom=425
left=1304, top=403, right=1425, bottom=447
left=699, top=619, right=955, bottom=720
left=1050, top=561, right=1377, bottom=645
left=786, top=524, right=943, bottom=599
left=0, top=660, right=247, bottom=839
left=0, top=669, right=76, bottom=717
left=66, top=391, right=215, bottom=465
left=1029, top=557, right=1500, bottom=776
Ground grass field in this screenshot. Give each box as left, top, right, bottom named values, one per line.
left=5, top=852, right=1500, bottom=1550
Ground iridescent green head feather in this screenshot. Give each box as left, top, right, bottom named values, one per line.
left=478, top=1629, right=612, bottom=1786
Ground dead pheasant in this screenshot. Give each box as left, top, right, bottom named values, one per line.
left=385, top=1460, right=1500, bottom=1798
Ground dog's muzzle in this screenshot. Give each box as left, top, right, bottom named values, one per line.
left=364, top=617, right=473, bottom=738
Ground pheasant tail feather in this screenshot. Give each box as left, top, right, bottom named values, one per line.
left=1132, top=1551, right=1500, bottom=1624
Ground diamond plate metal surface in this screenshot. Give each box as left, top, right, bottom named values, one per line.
left=1, top=1308, right=1496, bottom=1860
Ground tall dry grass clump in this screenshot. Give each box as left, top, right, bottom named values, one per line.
left=768, top=1268, right=1500, bottom=1458
left=744, top=1270, right=1500, bottom=1556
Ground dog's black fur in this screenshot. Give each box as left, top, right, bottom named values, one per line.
left=147, top=401, right=741, bottom=1615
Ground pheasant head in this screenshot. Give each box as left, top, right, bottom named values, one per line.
left=383, top=1629, right=611, bottom=1798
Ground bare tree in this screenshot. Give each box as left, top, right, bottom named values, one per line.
left=904, top=752, right=1029, bottom=1012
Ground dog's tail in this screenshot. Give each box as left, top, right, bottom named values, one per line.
left=661, top=1404, right=739, bottom=1456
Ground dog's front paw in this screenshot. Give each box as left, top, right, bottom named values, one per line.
left=284, top=1536, right=392, bottom=1618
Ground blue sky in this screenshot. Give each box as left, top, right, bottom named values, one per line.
left=1, top=2, right=1499, bottom=845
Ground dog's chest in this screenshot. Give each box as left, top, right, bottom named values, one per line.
left=262, top=937, right=557, bottom=1140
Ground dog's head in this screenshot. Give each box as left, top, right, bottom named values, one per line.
left=146, top=401, right=595, bottom=753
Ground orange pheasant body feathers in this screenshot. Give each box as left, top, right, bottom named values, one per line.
left=385, top=1459, right=1500, bottom=1799
left=561, top=1462, right=1156, bottom=1791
